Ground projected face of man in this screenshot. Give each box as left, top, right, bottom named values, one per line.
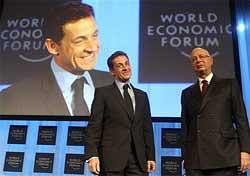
left=111, top=55, right=132, bottom=82
left=191, top=48, right=213, bottom=79
left=53, top=17, right=99, bottom=75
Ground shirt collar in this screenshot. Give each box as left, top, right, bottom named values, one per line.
left=51, top=59, right=93, bottom=93
left=198, top=72, right=213, bottom=85
left=115, top=79, right=131, bottom=90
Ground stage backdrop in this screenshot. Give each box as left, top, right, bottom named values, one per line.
left=1, top=0, right=248, bottom=175
left=0, top=0, right=236, bottom=117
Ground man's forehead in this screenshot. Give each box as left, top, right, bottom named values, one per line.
left=64, top=17, right=97, bottom=33
left=114, top=56, right=128, bottom=62
left=191, top=48, right=210, bottom=56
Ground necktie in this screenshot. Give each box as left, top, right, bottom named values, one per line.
left=201, top=80, right=208, bottom=96
left=123, top=84, right=134, bottom=116
left=71, top=77, right=89, bottom=116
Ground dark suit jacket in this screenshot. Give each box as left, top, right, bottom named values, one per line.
left=84, top=82, right=155, bottom=172
left=181, top=75, right=250, bottom=170
left=0, top=67, right=113, bottom=116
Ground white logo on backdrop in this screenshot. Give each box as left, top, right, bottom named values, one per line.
left=0, top=17, right=52, bottom=62
left=146, top=12, right=231, bottom=58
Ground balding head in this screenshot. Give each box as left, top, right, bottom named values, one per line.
left=191, top=48, right=210, bottom=58
left=190, top=47, right=213, bottom=78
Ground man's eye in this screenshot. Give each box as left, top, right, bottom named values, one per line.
left=192, top=57, right=198, bottom=62
left=200, top=55, right=209, bottom=59
left=74, top=40, right=83, bottom=44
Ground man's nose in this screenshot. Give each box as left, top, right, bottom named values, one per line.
left=195, top=57, right=203, bottom=62
left=122, top=65, right=130, bottom=70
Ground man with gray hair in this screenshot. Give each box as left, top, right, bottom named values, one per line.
left=181, top=47, right=250, bottom=176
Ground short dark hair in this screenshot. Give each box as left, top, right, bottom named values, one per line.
left=43, top=1, right=95, bottom=43
left=107, top=51, right=129, bottom=70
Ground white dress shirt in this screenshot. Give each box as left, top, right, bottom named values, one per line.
left=51, top=59, right=95, bottom=116
left=198, top=72, right=213, bottom=91
left=115, top=79, right=135, bottom=111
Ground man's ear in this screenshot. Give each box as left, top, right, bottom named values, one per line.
left=44, top=38, right=59, bottom=55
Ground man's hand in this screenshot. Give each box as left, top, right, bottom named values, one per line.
left=240, top=152, right=250, bottom=173
left=88, top=157, right=100, bottom=175
left=147, top=160, right=156, bottom=172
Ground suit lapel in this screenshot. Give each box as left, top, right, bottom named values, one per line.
left=41, top=69, right=71, bottom=116
left=133, top=88, right=141, bottom=122
left=89, top=70, right=100, bottom=87
left=190, top=82, right=203, bottom=112
left=110, top=83, right=133, bottom=119
left=89, top=69, right=114, bottom=88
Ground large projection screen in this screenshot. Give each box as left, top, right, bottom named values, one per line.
left=0, top=0, right=236, bottom=119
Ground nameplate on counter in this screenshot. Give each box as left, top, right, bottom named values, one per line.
left=4, top=152, right=24, bottom=172
left=161, top=128, right=181, bottom=148
left=161, top=156, right=182, bottom=176
left=37, top=126, right=57, bottom=145
left=64, top=153, right=84, bottom=174
left=7, top=125, right=28, bottom=144
left=34, top=153, right=54, bottom=173
left=67, top=126, right=86, bottom=146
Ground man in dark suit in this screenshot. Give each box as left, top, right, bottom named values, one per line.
left=181, top=47, right=250, bottom=176
left=85, top=51, right=156, bottom=175
left=0, top=2, right=113, bottom=117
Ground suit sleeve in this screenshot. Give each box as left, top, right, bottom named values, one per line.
left=143, top=93, right=155, bottom=161
left=84, top=88, right=104, bottom=160
left=180, top=90, right=187, bottom=161
left=231, top=79, right=250, bottom=152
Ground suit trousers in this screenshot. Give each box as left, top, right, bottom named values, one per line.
left=100, top=143, right=148, bottom=176
left=185, top=166, right=247, bottom=176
